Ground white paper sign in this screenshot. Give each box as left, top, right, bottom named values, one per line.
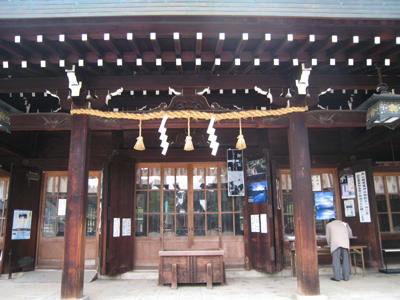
left=250, top=214, right=260, bottom=233
left=344, top=199, right=356, bottom=217
left=260, top=214, right=268, bottom=233
left=58, top=198, right=67, bottom=216
left=311, top=175, right=322, bottom=192
left=355, top=171, right=371, bottom=223
left=113, top=218, right=120, bottom=237
left=11, top=210, right=32, bottom=240
left=122, top=218, right=131, bottom=236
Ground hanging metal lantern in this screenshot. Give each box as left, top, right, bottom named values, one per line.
left=357, top=84, right=400, bottom=130
left=356, top=66, right=400, bottom=130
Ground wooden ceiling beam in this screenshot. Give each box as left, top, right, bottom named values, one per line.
left=173, top=33, right=182, bottom=56
left=234, top=33, right=248, bottom=57
left=3, top=73, right=400, bottom=93
left=9, top=110, right=366, bottom=131
left=215, top=33, right=225, bottom=56
left=195, top=33, right=202, bottom=56
left=0, top=40, right=25, bottom=58
left=81, top=38, right=101, bottom=57
left=150, top=33, right=161, bottom=56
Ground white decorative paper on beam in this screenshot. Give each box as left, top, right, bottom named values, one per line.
left=158, top=115, right=169, bottom=155
left=355, top=171, right=371, bottom=223
left=207, top=116, right=219, bottom=156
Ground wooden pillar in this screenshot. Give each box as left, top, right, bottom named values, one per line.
left=288, top=113, right=320, bottom=296
left=61, top=114, right=90, bottom=299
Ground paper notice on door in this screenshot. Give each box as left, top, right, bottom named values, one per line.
left=113, top=218, right=120, bottom=237
left=250, top=214, right=260, bottom=233
left=58, top=198, right=67, bottom=216
left=260, top=213, right=268, bottom=233
left=122, top=218, right=131, bottom=236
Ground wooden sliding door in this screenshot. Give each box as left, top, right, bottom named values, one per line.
left=134, top=162, right=244, bottom=268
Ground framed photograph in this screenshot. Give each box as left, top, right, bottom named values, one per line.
left=247, top=181, right=268, bottom=203
left=246, top=158, right=267, bottom=178
left=314, top=191, right=336, bottom=220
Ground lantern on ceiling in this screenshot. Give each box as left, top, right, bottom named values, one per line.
left=357, top=84, right=400, bottom=130
left=356, top=67, right=400, bottom=130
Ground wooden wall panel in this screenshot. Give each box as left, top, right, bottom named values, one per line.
left=340, top=159, right=382, bottom=268
left=1, top=165, right=41, bottom=274
left=105, top=155, right=135, bottom=275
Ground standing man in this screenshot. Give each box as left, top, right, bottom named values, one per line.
left=326, top=218, right=353, bottom=281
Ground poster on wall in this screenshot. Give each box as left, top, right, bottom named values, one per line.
left=250, top=214, right=260, bottom=233
left=344, top=199, right=356, bottom=217
left=11, top=210, right=32, bottom=240
left=355, top=171, right=371, bottom=223
left=227, top=149, right=245, bottom=196
left=113, top=218, right=120, bottom=237
left=340, top=174, right=356, bottom=199
left=247, top=181, right=268, bottom=203
left=314, top=191, right=336, bottom=220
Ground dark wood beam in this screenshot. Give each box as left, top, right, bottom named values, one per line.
left=2, top=74, right=400, bottom=94
left=9, top=110, right=366, bottom=131
left=195, top=35, right=202, bottom=56
left=174, top=35, right=182, bottom=56
left=150, top=34, right=161, bottom=56
left=82, top=38, right=101, bottom=57
left=215, top=36, right=225, bottom=56
left=0, top=40, right=25, bottom=58
left=105, top=39, right=121, bottom=57
left=127, top=36, right=141, bottom=56
left=234, top=34, right=248, bottom=57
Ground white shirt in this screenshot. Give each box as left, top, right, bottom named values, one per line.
left=326, top=220, right=352, bottom=253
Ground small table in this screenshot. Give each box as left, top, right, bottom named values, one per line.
left=379, top=248, right=400, bottom=274
left=159, top=249, right=225, bottom=288
left=290, top=245, right=367, bottom=277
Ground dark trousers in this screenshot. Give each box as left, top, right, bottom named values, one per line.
left=332, top=247, right=350, bottom=281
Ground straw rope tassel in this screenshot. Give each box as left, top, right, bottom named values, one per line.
left=133, top=119, right=145, bottom=151
left=236, top=118, right=247, bottom=150
left=184, top=118, right=194, bottom=151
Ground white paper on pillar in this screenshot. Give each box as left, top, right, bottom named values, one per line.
left=260, top=213, right=268, bottom=233
left=250, top=214, right=260, bottom=233
left=122, top=218, right=131, bottom=236
left=113, top=218, right=120, bottom=237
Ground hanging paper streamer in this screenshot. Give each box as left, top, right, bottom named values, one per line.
left=207, top=116, right=219, bottom=156
left=158, top=115, right=169, bottom=155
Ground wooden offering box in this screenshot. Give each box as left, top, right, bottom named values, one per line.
left=159, top=249, right=225, bottom=288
